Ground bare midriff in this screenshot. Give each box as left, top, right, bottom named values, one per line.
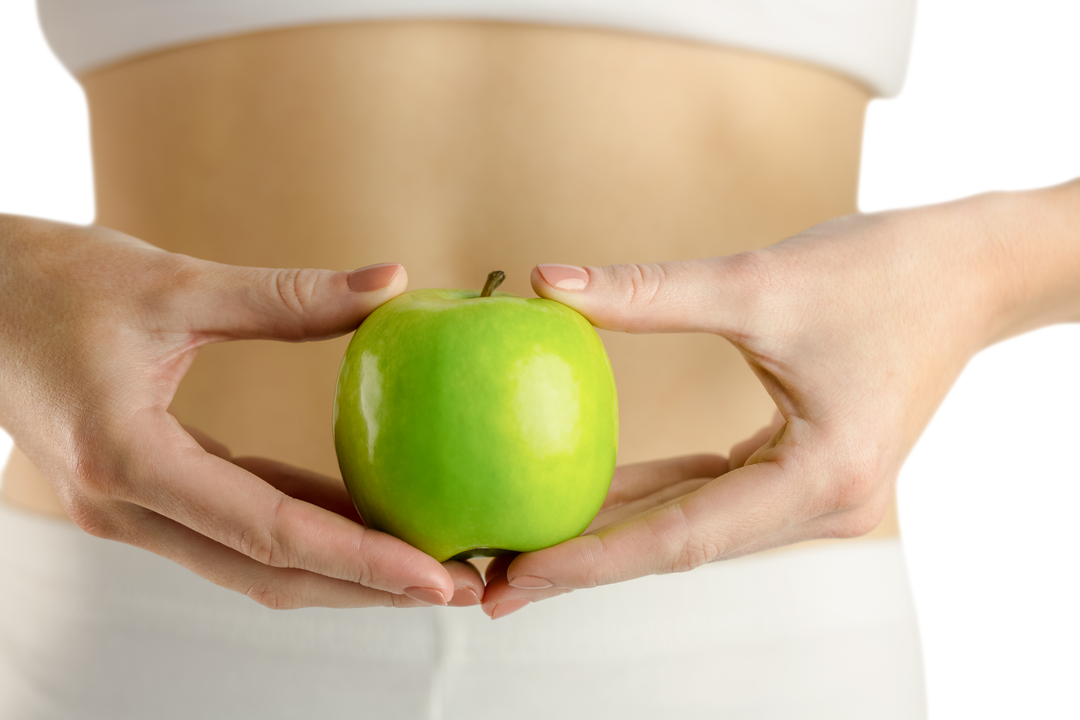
left=1, top=21, right=898, bottom=545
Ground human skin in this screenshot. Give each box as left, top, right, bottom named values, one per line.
left=0, top=21, right=893, bottom=609
left=0, top=217, right=481, bottom=608
left=481, top=181, right=1080, bottom=617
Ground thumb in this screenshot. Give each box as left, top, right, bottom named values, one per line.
left=530, top=258, right=756, bottom=336
left=185, top=261, right=408, bottom=342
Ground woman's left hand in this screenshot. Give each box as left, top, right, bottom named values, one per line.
left=480, top=186, right=1080, bottom=618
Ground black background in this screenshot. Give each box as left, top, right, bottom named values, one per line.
left=2, top=0, right=1080, bottom=695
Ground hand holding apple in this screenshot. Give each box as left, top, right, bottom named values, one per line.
left=334, top=271, right=618, bottom=563
left=0, top=214, right=469, bottom=610
left=482, top=187, right=1080, bottom=617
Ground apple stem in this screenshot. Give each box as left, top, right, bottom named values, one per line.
left=480, top=271, right=506, bottom=297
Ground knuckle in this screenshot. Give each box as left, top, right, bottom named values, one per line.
left=245, top=581, right=302, bottom=611
left=652, top=503, right=724, bottom=575
left=578, top=535, right=613, bottom=589
left=349, top=532, right=375, bottom=587
left=822, top=445, right=881, bottom=514
left=620, top=263, right=666, bottom=317
left=135, top=253, right=203, bottom=319
left=389, top=592, right=413, bottom=609
left=580, top=563, right=604, bottom=590
left=237, top=501, right=277, bottom=566
left=668, top=527, right=727, bottom=574
left=832, top=470, right=876, bottom=513
left=69, top=444, right=126, bottom=501
left=272, top=268, right=321, bottom=339
left=668, top=542, right=709, bottom=574
left=834, top=503, right=888, bottom=539
left=237, top=525, right=276, bottom=566
left=720, top=251, right=777, bottom=342
left=810, top=440, right=893, bottom=539
left=726, top=250, right=773, bottom=291
left=236, top=494, right=296, bottom=569
left=67, top=500, right=118, bottom=539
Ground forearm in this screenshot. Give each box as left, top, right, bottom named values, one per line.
left=971, top=179, right=1080, bottom=345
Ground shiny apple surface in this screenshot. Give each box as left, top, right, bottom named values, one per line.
left=334, top=289, right=618, bottom=562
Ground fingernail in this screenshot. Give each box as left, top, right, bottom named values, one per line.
left=537, top=264, right=589, bottom=291
left=508, top=575, right=553, bottom=589
left=490, top=599, right=529, bottom=620
left=449, top=587, right=482, bottom=607
left=348, top=263, right=401, bottom=292
left=404, top=586, right=448, bottom=606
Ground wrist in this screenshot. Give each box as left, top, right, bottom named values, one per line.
left=969, top=180, right=1080, bottom=346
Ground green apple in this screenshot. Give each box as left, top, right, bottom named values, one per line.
left=334, top=272, right=618, bottom=562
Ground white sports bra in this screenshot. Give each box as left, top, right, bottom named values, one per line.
left=38, top=0, right=916, bottom=96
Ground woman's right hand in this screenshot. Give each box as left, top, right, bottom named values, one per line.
left=480, top=181, right=1080, bottom=616
left=0, top=214, right=483, bottom=609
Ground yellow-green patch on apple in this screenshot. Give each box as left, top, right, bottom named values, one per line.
left=334, top=272, right=618, bottom=562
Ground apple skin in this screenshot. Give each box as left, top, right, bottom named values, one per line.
left=333, top=288, right=618, bottom=563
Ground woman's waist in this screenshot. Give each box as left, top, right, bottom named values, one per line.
left=6, top=21, right=886, bottom=533
left=82, top=21, right=869, bottom=287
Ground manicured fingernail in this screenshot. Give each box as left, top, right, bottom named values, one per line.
left=348, top=263, right=401, bottom=292
left=537, top=264, right=589, bottom=291
left=404, top=586, right=448, bottom=605
left=449, top=587, right=482, bottom=607
left=508, top=575, right=553, bottom=589
left=490, top=599, right=529, bottom=620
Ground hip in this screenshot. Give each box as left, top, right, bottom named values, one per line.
left=0, top=501, right=924, bottom=719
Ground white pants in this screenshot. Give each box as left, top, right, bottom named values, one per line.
left=0, top=503, right=925, bottom=719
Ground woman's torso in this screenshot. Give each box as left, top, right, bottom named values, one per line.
left=1, top=20, right=898, bottom=543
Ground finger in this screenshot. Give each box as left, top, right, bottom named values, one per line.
left=119, top=413, right=455, bottom=603
left=484, top=553, right=516, bottom=585
left=587, top=476, right=713, bottom=534
left=443, top=560, right=485, bottom=607
left=230, top=456, right=361, bottom=523
left=155, top=449, right=484, bottom=606
left=183, top=425, right=232, bottom=460
left=482, top=459, right=728, bottom=610
left=502, top=453, right=814, bottom=592
left=531, top=257, right=758, bottom=336
left=727, top=484, right=894, bottom=561
left=481, top=556, right=572, bottom=618
left=482, top=470, right=719, bottom=614
left=729, top=414, right=785, bottom=470
left=600, top=454, right=727, bottom=511
left=183, top=260, right=408, bottom=342
left=126, top=506, right=430, bottom=609
left=229, top=456, right=489, bottom=606
left=725, top=410, right=786, bottom=472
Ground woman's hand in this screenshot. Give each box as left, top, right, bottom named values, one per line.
left=481, top=182, right=1080, bottom=617
left=0, top=214, right=483, bottom=609
left=185, top=427, right=483, bottom=608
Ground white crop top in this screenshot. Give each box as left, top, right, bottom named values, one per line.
left=37, top=0, right=916, bottom=96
